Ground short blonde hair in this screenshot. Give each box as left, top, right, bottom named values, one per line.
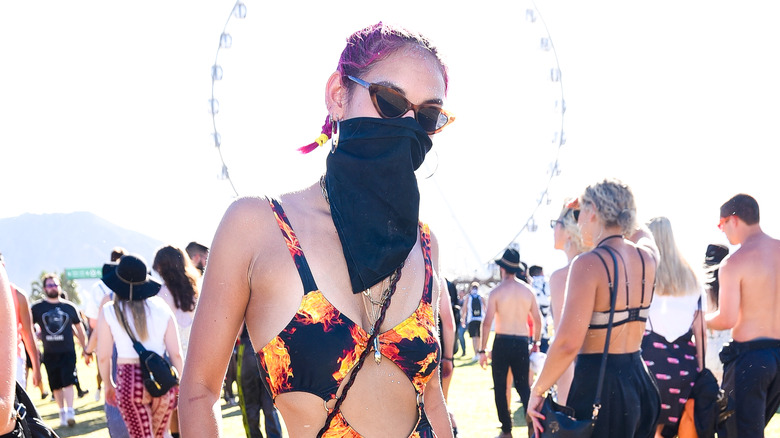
left=581, top=179, right=637, bottom=237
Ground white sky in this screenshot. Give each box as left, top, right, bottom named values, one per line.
left=1, top=1, right=778, bottom=280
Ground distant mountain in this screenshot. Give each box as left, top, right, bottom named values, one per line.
left=0, top=212, right=163, bottom=296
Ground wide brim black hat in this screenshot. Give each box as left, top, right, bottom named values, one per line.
left=102, top=254, right=161, bottom=301
left=495, top=248, right=522, bottom=273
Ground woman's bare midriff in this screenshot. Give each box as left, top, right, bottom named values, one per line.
left=274, top=360, right=421, bottom=438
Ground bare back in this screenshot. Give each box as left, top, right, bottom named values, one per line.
left=568, top=241, right=657, bottom=355
left=488, top=279, right=539, bottom=336
left=722, top=233, right=780, bottom=341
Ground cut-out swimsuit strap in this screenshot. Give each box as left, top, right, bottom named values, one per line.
left=589, top=246, right=651, bottom=329
left=264, top=198, right=438, bottom=437
left=268, top=198, right=319, bottom=293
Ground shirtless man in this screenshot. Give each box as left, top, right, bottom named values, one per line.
left=706, top=193, right=780, bottom=437
left=479, top=248, right=542, bottom=438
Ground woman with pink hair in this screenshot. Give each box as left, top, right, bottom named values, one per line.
left=180, top=23, right=455, bottom=438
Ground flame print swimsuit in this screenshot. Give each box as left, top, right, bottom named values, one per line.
left=257, top=199, right=440, bottom=438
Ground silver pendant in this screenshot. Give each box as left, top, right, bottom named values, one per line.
left=373, top=337, right=382, bottom=365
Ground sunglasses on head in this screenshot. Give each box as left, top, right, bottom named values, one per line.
left=346, top=75, right=455, bottom=134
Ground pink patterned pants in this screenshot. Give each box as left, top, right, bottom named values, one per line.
left=117, top=363, right=178, bottom=438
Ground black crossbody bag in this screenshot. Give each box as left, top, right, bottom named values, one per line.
left=535, top=246, right=620, bottom=438
left=116, top=305, right=179, bottom=397
left=0, top=383, right=59, bottom=438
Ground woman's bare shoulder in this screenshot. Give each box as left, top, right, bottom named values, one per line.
left=216, top=196, right=280, bottom=238
left=625, top=239, right=659, bottom=270
left=570, top=250, right=608, bottom=280
left=222, top=196, right=273, bottom=223
left=209, top=196, right=282, bottom=271
left=549, top=266, right=569, bottom=283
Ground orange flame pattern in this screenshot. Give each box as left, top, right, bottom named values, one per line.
left=296, top=292, right=344, bottom=332
left=270, top=199, right=304, bottom=262
left=332, top=324, right=366, bottom=382
left=326, top=412, right=436, bottom=438
left=260, top=336, right=293, bottom=396
left=259, top=201, right=440, bottom=437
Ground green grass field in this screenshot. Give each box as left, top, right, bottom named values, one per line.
left=31, top=336, right=780, bottom=437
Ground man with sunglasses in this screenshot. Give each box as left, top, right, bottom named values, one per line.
left=706, top=194, right=780, bottom=437
left=31, top=274, right=89, bottom=427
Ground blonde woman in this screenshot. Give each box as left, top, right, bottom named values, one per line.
left=97, top=255, right=182, bottom=438
left=548, top=200, right=590, bottom=404
left=528, top=179, right=660, bottom=438
left=643, top=217, right=704, bottom=438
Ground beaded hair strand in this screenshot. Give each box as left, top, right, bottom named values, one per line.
left=316, top=264, right=404, bottom=438
left=297, top=116, right=335, bottom=154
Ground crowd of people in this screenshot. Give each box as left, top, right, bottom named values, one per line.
left=2, top=21, right=780, bottom=438
left=450, top=188, right=778, bottom=438
left=1, top=241, right=283, bottom=438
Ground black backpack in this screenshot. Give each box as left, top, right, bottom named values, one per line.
left=471, top=294, right=482, bottom=317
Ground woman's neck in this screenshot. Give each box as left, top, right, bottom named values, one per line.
left=564, top=246, right=579, bottom=263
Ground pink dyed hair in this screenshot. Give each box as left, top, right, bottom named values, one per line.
left=298, top=22, right=449, bottom=153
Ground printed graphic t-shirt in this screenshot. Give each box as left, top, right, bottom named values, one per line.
left=31, top=300, right=82, bottom=354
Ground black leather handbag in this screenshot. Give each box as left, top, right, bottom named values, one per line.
left=0, top=383, right=59, bottom=438
left=535, top=245, right=620, bottom=438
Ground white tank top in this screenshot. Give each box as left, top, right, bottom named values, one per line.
left=102, top=296, right=175, bottom=359
left=647, top=291, right=702, bottom=342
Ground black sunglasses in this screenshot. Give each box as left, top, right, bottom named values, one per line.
left=571, top=209, right=580, bottom=222
left=347, top=75, right=455, bottom=134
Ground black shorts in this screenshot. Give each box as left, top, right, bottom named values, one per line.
left=42, top=351, right=78, bottom=391
left=467, top=320, right=481, bottom=337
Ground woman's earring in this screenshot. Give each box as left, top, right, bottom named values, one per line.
left=330, top=118, right=340, bottom=154
left=418, top=150, right=439, bottom=179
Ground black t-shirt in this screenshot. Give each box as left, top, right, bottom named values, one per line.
left=31, top=300, right=82, bottom=354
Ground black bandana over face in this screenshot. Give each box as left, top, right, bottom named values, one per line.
left=325, top=117, right=433, bottom=294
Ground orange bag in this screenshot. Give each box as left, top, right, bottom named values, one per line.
left=678, top=398, right=698, bottom=438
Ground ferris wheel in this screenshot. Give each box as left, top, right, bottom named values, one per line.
left=207, top=1, right=567, bottom=276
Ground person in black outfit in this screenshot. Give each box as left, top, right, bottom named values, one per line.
left=237, top=326, right=282, bottom=438
left=446, top=280, right=463, bottom=356
left=31, top=274, right=89, bottom=427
